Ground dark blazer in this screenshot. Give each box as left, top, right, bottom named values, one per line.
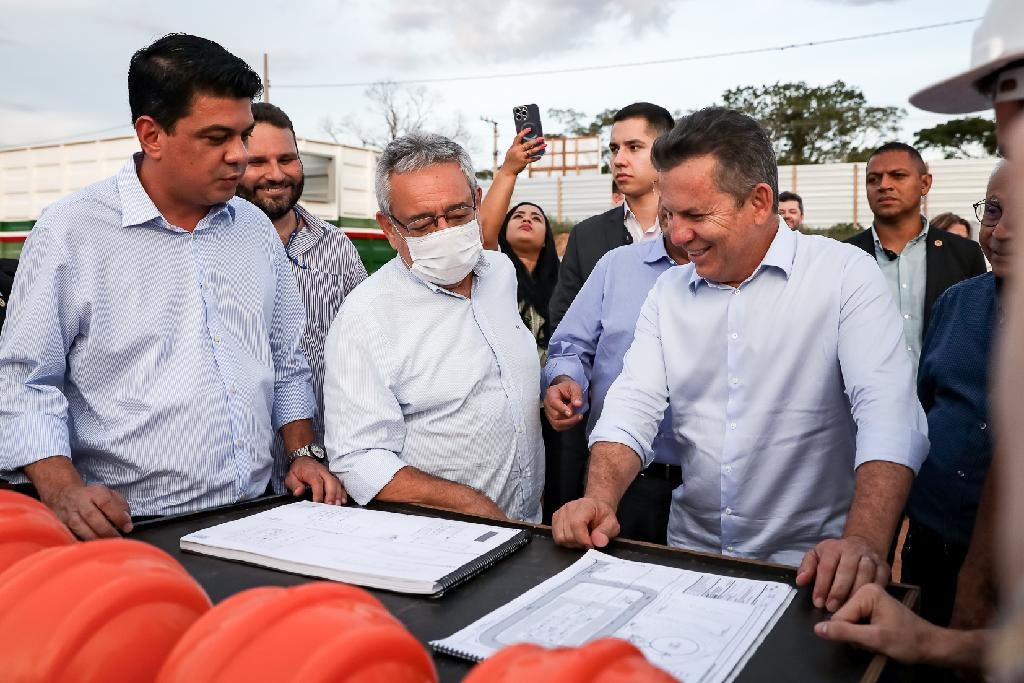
left=845, top=226, right=987, bottom=337
left=549, top=205, right=632, bottom=332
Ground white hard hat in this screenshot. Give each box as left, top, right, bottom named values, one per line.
left=910, top=0, right=1024, bottom=114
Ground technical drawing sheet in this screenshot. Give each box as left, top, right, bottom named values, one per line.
left=431, top=549, right=796, bottom=683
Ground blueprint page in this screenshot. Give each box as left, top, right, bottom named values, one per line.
left=432, top=549, right=795, bottom=683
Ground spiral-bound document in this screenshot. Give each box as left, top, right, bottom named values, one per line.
left=180, top=502, right=529, bottom=596
left=432, top=550, right=795, bottom=683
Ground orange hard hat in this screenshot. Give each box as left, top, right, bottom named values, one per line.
left=0, top=490, right=75, bottom=575
left=156, top=582, right=438, bottom=683
left=0, top=538, right=211, bottom=682
left=463, top=638, right=677, bottom=683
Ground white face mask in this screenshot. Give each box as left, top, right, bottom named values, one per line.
left=397, top=220, right=483, bottom=286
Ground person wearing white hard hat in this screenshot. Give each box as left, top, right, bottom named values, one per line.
left=817, top=1, right=1024, bottom=677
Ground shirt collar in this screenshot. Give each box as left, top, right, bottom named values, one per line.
left=289, top=204, right=327, bottom=255
left=117, top=152, right=235, bottom=230
left=641, top=235, right=675, bottom=265
left=870, top=215, right=928, bottom=249
left=623, top=199, right=660, bottom=234
left=688, top=223, right=796, bottom=292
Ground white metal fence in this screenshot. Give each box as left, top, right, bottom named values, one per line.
left=485, top=158, right=1001, bottom=231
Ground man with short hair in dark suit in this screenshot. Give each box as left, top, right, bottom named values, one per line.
left=545, top=102, right=674, bottom=514
left=845, top=142, right=986, bottom=378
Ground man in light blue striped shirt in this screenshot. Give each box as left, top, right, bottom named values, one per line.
left=324, top=134, right=544, bottom=522
left=0, top=34, right=341, bottom=539
left=553, top=108, right=928, bottom=614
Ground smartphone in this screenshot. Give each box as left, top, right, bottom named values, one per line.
left=512, top=104, right=545, bottom=158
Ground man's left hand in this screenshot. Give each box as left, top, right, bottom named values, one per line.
left=796, top=534, right=889, bottom=612
left=285, top=457, right=347, bottom=505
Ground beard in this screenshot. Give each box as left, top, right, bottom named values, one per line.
left=236, top=174, right=305, bottom=221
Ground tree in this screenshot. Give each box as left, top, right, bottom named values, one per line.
left=720, top=81, right=905, bottom=164
left=547, top=107, right=618, bottom=137
left=320, top=80, right=470, bottom=149
left=914, top=117, right=997, bottom=158
left=546, top=107, right=621, bottom=172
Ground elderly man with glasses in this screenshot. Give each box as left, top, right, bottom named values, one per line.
left=322, top=133, right=544, bottom=522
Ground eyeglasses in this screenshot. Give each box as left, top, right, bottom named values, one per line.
left=388, top=203, right=477, bottom=233
left=973, top=199, right=1003, bottom=227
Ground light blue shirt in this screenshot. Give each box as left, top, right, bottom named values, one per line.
left=0, top=155, right=315, bottom=516
left=324, top=251, right=544, bottom=522
left=871, top=218, right=928, bottom=377
left=591, top=225, right=929, bottom=565
left=543, top=237, right=679, bottom=465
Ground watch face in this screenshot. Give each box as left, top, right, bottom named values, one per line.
left=309, top=444, right=328, bottom=461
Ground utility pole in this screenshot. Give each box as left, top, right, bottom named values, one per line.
left=480, top=117, right=498, bottom=175
left=262, top=53, right=270, bottom=103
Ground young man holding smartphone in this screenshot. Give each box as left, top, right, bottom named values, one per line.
left=545, top=102, right=674, bottom=515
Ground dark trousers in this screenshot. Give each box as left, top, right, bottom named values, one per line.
left=900, top=517, right=969, bottom=627
left=543, top=420, right=589, bottom=524
left=616, top=469, right=676, bottom=545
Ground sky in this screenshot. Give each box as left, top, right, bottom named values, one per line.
left=0, top=0, right=993, bottom=171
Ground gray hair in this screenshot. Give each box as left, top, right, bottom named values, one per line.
left=652, top=107, right=779, bottom=212
left=374, top=133, right=477, bottom=215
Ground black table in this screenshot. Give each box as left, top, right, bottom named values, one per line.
left=130, top=497, right=917, bottom=683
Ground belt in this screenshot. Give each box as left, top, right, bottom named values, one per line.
left=639, top=462, right=683, bottom=484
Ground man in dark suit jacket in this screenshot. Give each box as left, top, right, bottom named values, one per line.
left=545, top=102, right=675, bottom=521
left=845, top=142, right=986, bottom=373
left=548, top=102, right=675, bottom=331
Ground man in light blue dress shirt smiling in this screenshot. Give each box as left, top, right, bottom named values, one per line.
left=0, top=34, right=341, bottom=540
left=552, top=107, right=929, bottom=615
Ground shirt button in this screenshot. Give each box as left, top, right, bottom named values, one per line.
left=901, top=283, right=908, bottom=288
left=724, top=464, right=732, bottom=473
left=214, top=336, right=221, bottom=344
left=730, top=377, right=739, bottom=386
left=729, top=422, right=737, bottom=430
left=724, top=507, right=733, bottom=516
left=732, top=289, right=740, bottom=296
left=956, top=470, right=966, bottom=478
left=906, top=345, right=913, bottom=352
left=903, top=314, right=911, bottom=319
left=980, top=422, right=987, bottom=430
left=730, top=332, right=738, bottom=340
left=726, top=545, right=735, bottom=552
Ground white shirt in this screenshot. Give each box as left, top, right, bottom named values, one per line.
left=323, top=251, right=544, bottom=522
left=623, top=199, right=661, bottom=243
left=592, top=225, right=929, bottom=565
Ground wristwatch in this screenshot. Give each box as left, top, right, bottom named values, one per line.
left=287, top=443, right=328, bottom=465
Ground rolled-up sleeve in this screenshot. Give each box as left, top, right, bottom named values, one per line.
left=838, top=253, right=929, bottom=472
left=268, top=236, right=315, bottom=430
left=0, top=217, right=76, bottom=470
left=541, top=255, right=612, bottom=403
left=322, top=307, right=408, bottom=505
left=588, top=285, right=668, bottom=468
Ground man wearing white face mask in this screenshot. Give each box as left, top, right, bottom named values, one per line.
left=322, top=133, right=545, bottom=522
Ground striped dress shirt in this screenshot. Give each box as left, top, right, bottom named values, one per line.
left=0, top=155, right=315, bottom=516
left=323, top=251, right=544, bottom=522
left=270, top=205, right=366, bottom=486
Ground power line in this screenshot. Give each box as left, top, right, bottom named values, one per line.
left=274, top=18, right=982, bottom=90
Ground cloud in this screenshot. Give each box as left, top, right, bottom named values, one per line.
left=815, top=0, right=908, bottom=4
left=355, top=0, right=673, bottom=69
